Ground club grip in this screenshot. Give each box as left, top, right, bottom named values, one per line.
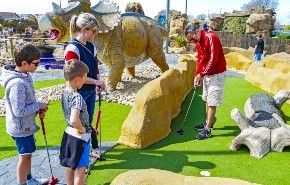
left=39, top=109, right=46, bottom=135
left=98, top=92, right=101, bottom=107
left=95, top=110, right=101, bottom=130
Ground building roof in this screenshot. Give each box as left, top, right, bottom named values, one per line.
left=0, top=12, right=20, bottom=20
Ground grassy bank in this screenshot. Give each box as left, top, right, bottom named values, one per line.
left=0, top=79, right=65, bottom=97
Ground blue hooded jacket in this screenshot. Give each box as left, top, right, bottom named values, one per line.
left=0, top=65, right=41, bottom=137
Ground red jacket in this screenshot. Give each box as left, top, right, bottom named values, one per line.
left=195, top=30, right=226, bottom=77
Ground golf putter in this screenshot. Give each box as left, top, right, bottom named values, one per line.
left=177, top=88, right=196, bottom=135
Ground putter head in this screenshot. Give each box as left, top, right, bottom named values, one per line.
left=99, top=156, right=107, bottom=161
left=177, top=129, right=184, bottom=135
left=49, top=176, right=58, bottom=185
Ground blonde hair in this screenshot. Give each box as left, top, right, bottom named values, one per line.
left=63, top=59, right=89, bottom=81
left=69, top=13, right=99, bottom=39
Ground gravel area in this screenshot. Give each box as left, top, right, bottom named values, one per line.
left=0, top=54, right=245, bottom=116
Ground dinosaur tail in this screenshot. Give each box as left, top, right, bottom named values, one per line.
left=159, top=25, right=169, bottom=38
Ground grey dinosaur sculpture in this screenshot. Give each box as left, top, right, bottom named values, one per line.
left=38, top=0, right=169, bottom=91
left=230, top=89, right=290, bottom=158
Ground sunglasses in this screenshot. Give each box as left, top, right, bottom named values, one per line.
left=91, top=29, right=97, bottom=34
left=30, top=61, right=40, bottom=67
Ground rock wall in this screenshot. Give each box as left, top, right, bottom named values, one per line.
left=246, top=57, right=290, bottom=96
left=209, top=7, right=275, bottom=35
left=225, top=51, right=253, bottom=71
left=224, top=50, right=290, bottom=104
left=214, top=31, right=290, bottom=55
left=118, top=55, right=196, bottom=148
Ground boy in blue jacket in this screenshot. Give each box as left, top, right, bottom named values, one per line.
left=0, top=42, right=48, bottom=185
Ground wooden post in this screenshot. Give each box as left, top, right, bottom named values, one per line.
left=9, top=37, right=15, bottom=65
left=4, top=35, right=8, bottom=52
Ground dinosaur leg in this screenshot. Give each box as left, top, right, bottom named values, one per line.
left=146, top=25, right=169, bottom=73
left=107, top=62, right=125, bottom=91
left=149, top=52, right=169, bottom=72
left=126, top=67, right=135, bottom=78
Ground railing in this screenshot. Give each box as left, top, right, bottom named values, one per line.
left=0, top=35, right=66, bottom=66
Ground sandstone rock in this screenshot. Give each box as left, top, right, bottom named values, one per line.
left=223, top=47, right=255, bottom=60
left=168, top=47, right=187, bottom=54
left=246, top=62, right=290, bottom=96
left=168, top=13, right=188, bottom=36
left=111, top=169, right=261, bottom=185
left=118, top=55, right=195, bottom=148
left=225, top=52, right=252, bottom=71
left=246, top=13, right=275, bottom=35
left=253, top=52, right=290, bottom=70
left=209, top=16, right=224, bottom=31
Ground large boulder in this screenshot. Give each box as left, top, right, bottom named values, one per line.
left=246, top=13, right=275, bottom=35
left=262, top=52, right=289, bottom=67
left=118, top=55, right=196, bottom=148
left=225, top=52, right=253, bottom=71
left=209, top=16, right=224, bottom=31
left=246, top=56, right=290, bottom=98
left=168, top=13, right=188, bottom=35
left=168, top=47, right=187, bottom=54
left=223, top=47, right=255, bottom=60
left=207, top=8, right=275, bottom=35
left=111, top=169, right=261, bottom=185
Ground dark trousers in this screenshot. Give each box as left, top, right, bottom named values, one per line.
left=79, top=90, right=99, bottom=149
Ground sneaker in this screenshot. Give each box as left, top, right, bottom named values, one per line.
left=27, top=177, right=49, bottom=185
left=194, top=123, right=213, bottom=130
left=90, top=149, right=101, bottom=158
left=196, top=128, right=211, bottom=140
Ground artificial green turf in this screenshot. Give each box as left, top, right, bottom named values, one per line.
left=0, top=100, right=131, bottom=160
left=0, top=79, right=66, bottom=159
left=86, top=77, right=290, bottom=185
left=0, top=77, right=290, bottom=185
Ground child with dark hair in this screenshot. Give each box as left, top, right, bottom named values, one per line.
left=0, top=42, right=48, bottom=185
left=59, top=59, right=91, bottom=185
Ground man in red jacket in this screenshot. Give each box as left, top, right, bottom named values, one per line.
left=185, top=25, right=227, bottom=140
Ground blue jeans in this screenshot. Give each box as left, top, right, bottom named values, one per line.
left=78, top=90, right=98, bottom=149
left=254, top=53, right=262, bottom=61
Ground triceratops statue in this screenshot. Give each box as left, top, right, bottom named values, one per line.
left=38, top=0, right=169, bottom=91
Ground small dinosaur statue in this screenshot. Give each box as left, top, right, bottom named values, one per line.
left=230, top=89, right=290, bottom=158
left=38, top=0, right=169, bottom=91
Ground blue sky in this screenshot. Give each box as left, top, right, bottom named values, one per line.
left=0, top=0, right=289, bottom=24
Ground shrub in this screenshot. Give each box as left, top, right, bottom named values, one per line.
left=284, top=25, right=290, bottom=31
left=125, top=2, right=145, bottom=15
left=223, top=17, right=247, bottom=33
left=277, top=34, right=290, bottom=39
left=175, top=35, right=187, bottom=47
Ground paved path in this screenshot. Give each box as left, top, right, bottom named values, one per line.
left=0, top=141, right=118, bottom=185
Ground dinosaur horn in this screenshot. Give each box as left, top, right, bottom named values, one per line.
left=69, top=0, right=91, bottom=6
left=52, top=2, right=65, bottom=14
